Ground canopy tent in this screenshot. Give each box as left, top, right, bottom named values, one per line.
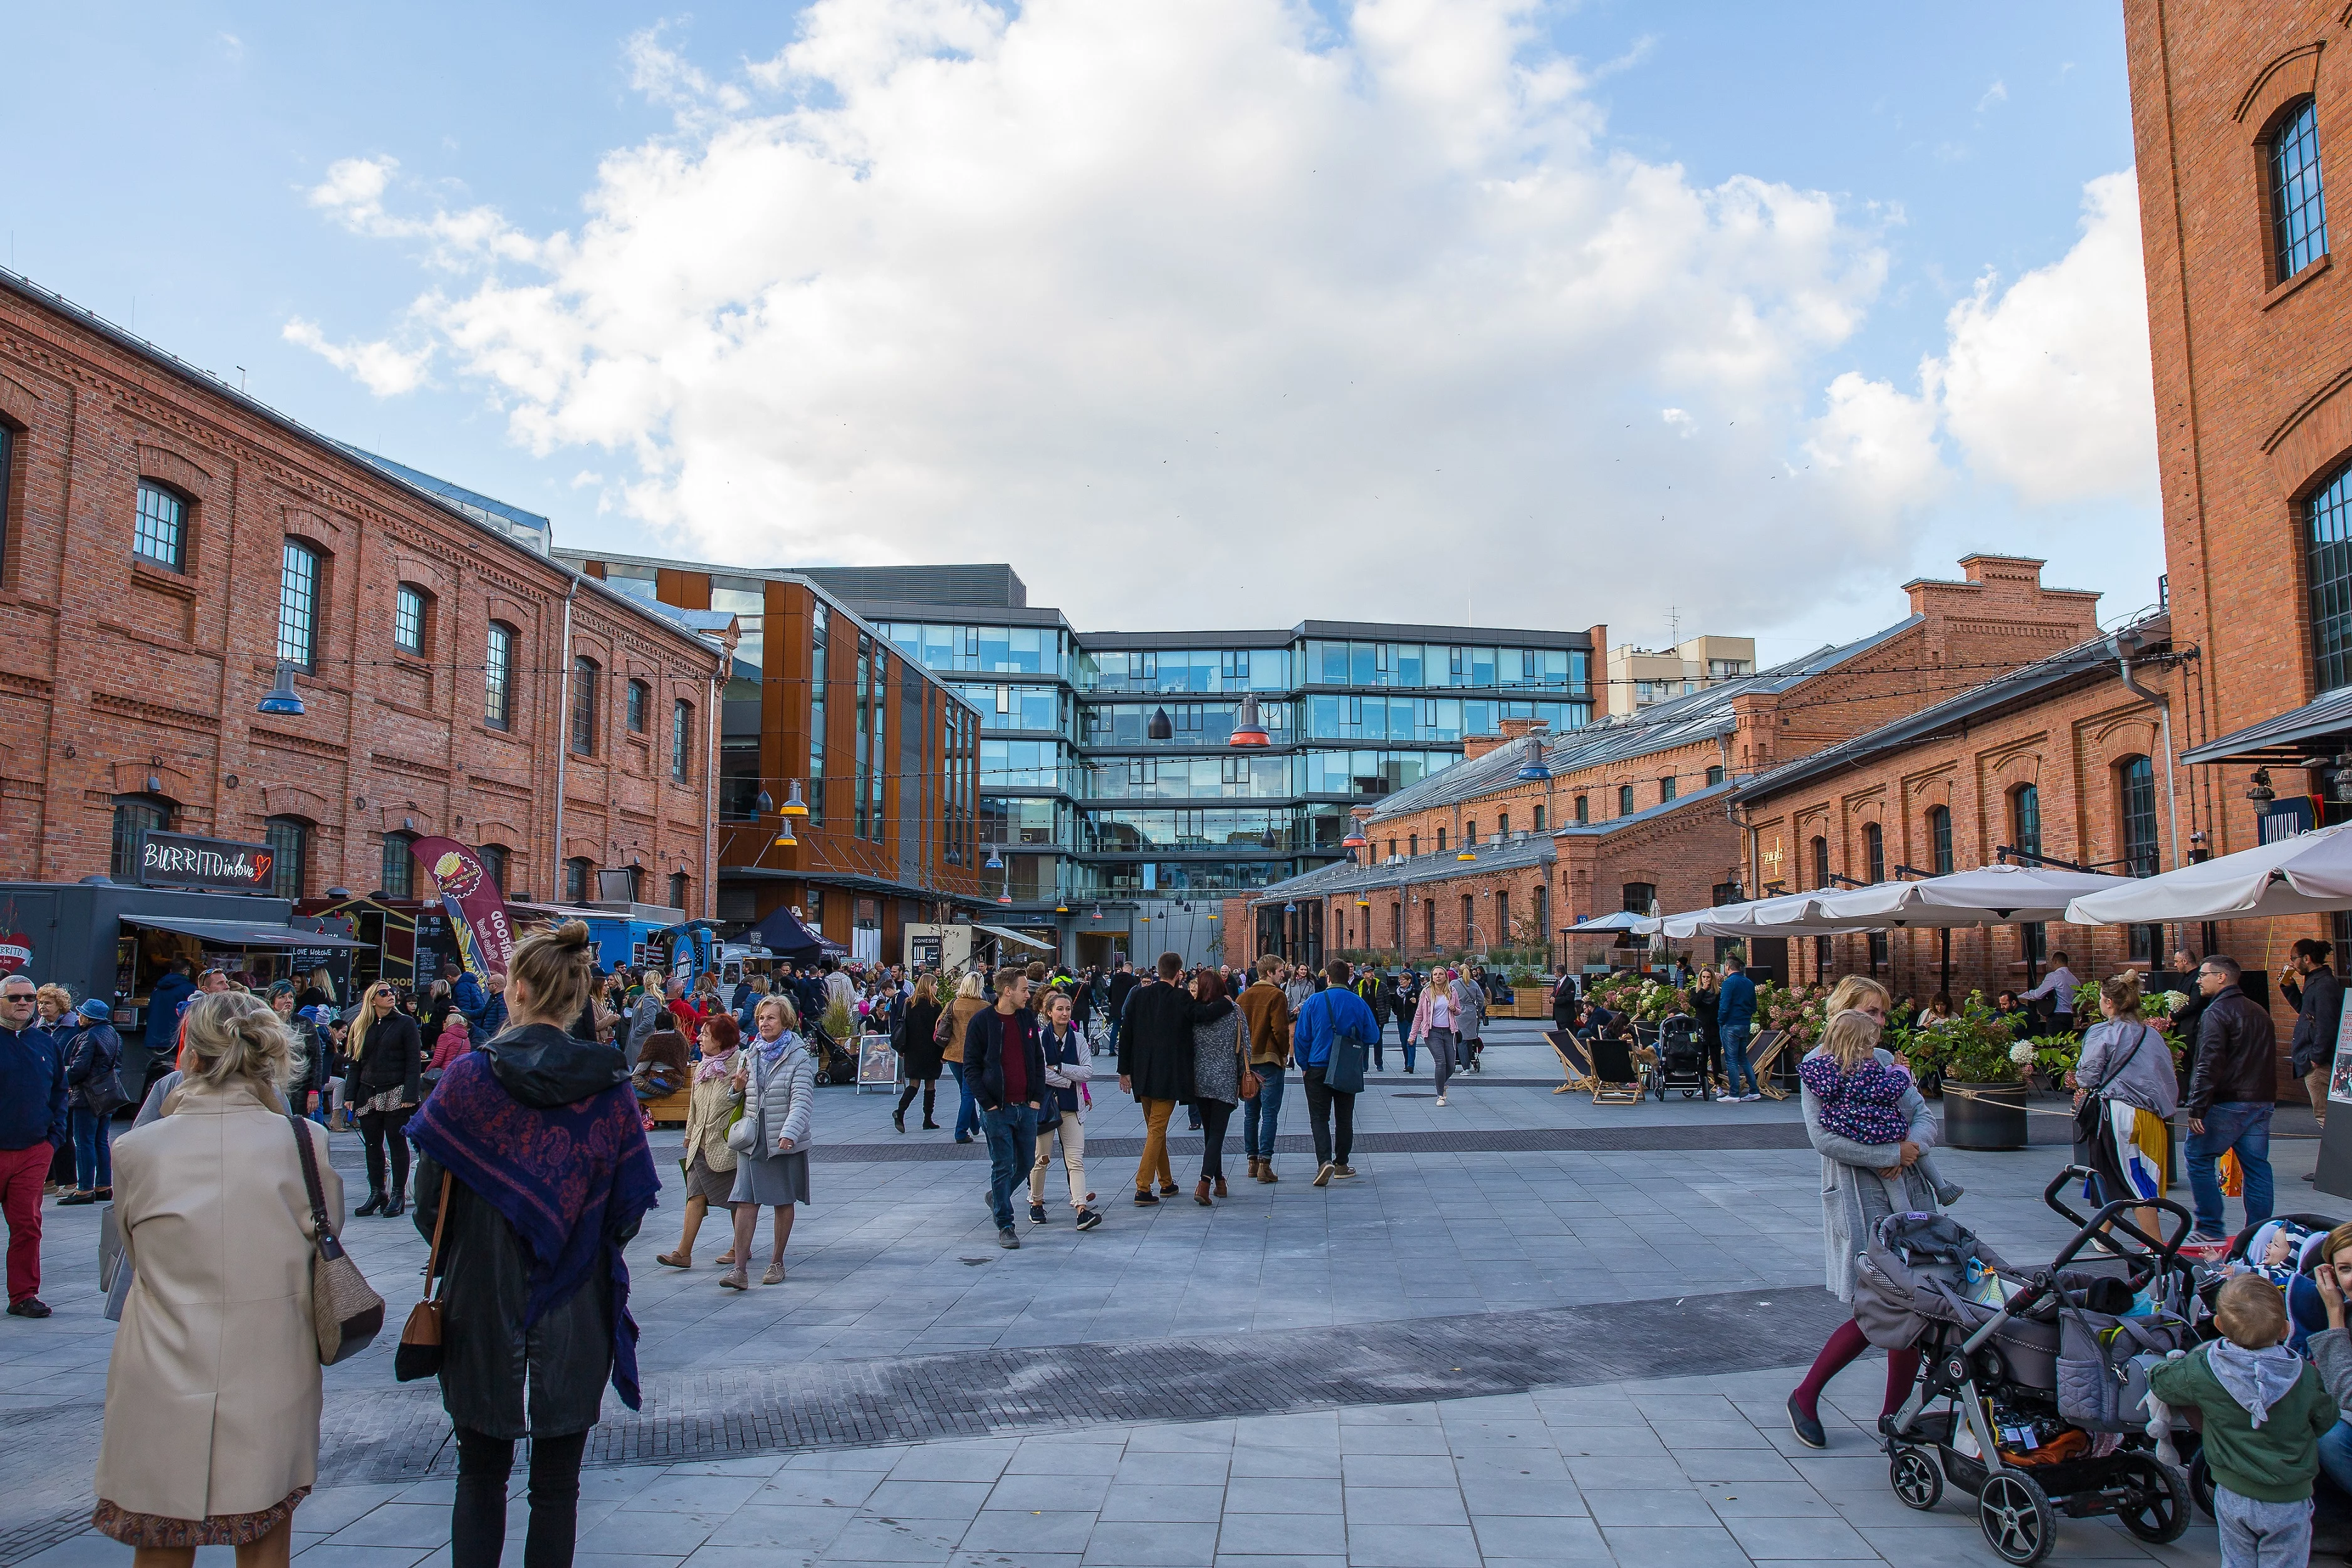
left=2064, top=824, right=2352, bottom=924
left=748, top=905, right=848, bottom=961
left=969, top=922, right=1055, bottom=953
left=1772, top=864, right=2133, bottom=929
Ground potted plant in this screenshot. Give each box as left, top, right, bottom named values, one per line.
left=1934, top=990, right=2036, bottom=1150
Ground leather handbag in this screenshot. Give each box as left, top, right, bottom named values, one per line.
left=284, top=1100, right=384, bottom=1366
left=726, top=1053, right=768, bottom=1155
left=395, top=1173, right=454, bottom=1382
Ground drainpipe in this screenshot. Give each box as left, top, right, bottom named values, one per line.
left=706, top=622, right=736, bottom=921
left=552, top=575, right=580, bottom=898
left=2113, top=628, right=2182, bottom=870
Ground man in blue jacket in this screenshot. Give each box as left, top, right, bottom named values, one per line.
left=1718, top=955, right=1759, bottom=1101
left=1292, top=959, right=1381, bottom=1187
left=0, top=975, right=67, bottom=1316
left=58, top=998, right=123, bottom=1205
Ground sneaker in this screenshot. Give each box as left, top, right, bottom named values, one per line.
left=1743, top=1093, right=1765, bottom=1102
left=1434, top=1095, right=1448, bottom=1107
left=6, top=1297, right=51, bottom=1319
left=1029, top=1203, right=1048, bottom=1224
left=1314, top=1162, right=1335, bottom=1188
left=1075, top=1208, right=1103, bottom=1231
left=1332, top=1164, right=1357, bottom=1179
left=1134, top=1190, right=1160, bottom=1206
left=998, top=1226, right=1022, bottom=1250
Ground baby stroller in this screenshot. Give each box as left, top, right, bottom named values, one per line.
left=1650, top=1015, right=1710, bottom=1100
left=1859, top=1167, right=2199, bottom=1565
left=803, top=1019, right=859, bottom=1085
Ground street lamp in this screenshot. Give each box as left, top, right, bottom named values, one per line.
left=985, top=846, right=1005, bottom=870
left=780, top=780, right=809, bottom=817
left=755, top=788, right=775, bottom=815
left=771, top=816, right=797, bottom=848
left=258, top=662, right=305, bottom=716
left=1229, top=693, right=1270, bottom=748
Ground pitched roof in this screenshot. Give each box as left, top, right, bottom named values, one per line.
left=1245, top=834, right=1555, bottom=908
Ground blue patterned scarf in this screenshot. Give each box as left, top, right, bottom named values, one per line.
left=406, top=1045, right=662, bottom=1409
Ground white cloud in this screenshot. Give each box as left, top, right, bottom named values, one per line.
left=1976, top=79, right=2007, bottom=113
left=293, top=0, right=2149, bottom=635
left=281, top=318, right=434, bottom=395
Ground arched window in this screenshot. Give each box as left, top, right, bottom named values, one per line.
left=278, top=540, right=321, bottom=668
left=625, top=678, right=649, bottom=734
left=2119, top=755, right=2160, bottom=877
left=133, top=480, right=187, bottom=571
left=2308, top=457, right=2352, bottom=693
left=1926, top=805, right=1953, bottom=876
left=1622, top=882, right=1656, bottom=916
left=667, top=871, right=689, bottom=911
left=1863, top=820, right=1886, bottom=884
left=2271, top=97, right=2329, bottom=283
left=0, top=421, right=17, bottom=580
left=476, top=844, right=508, bottom=893
left=570, top=656, right=599, bottom=755
left=1659, top=776, right=1677, bottom=803
left=564, top=857, right=591, bottom=904
left=263, top=816, right=309, bottom=901
left=485, top=622, right=515, bottom=729
left=1617, top=784, right=1634, bottom=816
left=1706, top=764, right=1725, bottom=787
left=2011, top=783, right=2042, bottom=860
left=394, top=584, right=429, bottom=655
left=381, top=832, right=416, bottom=900
left=1574, top=795, right=1589, bottom=825
left=110, top=794, right=173, bottom=881
left=1811, top=835, right=1829, bottom=889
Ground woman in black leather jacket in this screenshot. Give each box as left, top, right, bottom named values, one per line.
left=348, top=981, right=424, bottom=1216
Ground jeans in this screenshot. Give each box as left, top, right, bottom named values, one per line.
left=1372, top=1018, right=1388, bottom=1072
left=1721, top=1022, right=1757, bottom=1098
left=1302, top=1065, right=1354, bottom=1167
left=453, top=1424, right=588, bottom=1568
left=1243, top=1064, right=1287, bottom=1160
left=1134, top=1098, right=1176, bottom=1193
left=1403, top=1028, right=1417, bottom=1072
left=70, top=1105, right=112, bottom=1191
left=948, top=1062, right=980, bottom=1141
left=2187, top=1100, right=2275, bottom=1238
left=2319, top=1418, right=2352, bottom=1498
left=1428, top=1028, right=1456, bottom=1097
left=980, top=1104, right=1039, bottom=1230
left=2214, top=1487, right=2311, bottom=1568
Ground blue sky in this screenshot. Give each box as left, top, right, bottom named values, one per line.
left=1, top=2, right=2152, bottom=657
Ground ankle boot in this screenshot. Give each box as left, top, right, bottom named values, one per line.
left=384, top=1189, right=407, bottom=1218
left=356, top=1188, right=386, bottom=1217
left=1193, top=1179, right=1213, bottom=1206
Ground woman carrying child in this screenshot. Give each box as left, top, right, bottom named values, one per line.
left=1785, top=976, right=1946, bottom=1450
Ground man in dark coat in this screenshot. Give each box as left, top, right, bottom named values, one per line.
left=1117, top=953, right=1206, bottom=1204
left=1104, top=959, right=1139, bottom=1056
left=2282, top=937, right=2344, bottom=1130
left=2186, top=954, right=2279, bottom=1241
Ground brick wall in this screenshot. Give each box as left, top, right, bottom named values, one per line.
left=0, top=276, right=723, bottom=905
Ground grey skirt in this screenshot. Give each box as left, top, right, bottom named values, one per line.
left=730, top=1147, right=812, bottom=1207
left=682, top=1151, right=736, bottom=1206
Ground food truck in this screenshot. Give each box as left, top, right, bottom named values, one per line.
left=0, top=871, right=365, bottom=1092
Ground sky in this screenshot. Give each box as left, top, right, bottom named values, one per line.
left=0, top=2, right=2155, bottom=664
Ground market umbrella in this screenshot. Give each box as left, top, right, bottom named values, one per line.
left=2064, top=824, right=2352, bottom=924
left=1562, top=910, right=1652, bottom=936
left=1655, top=891, right=1866, bottom=938
left=1800, top=864, right=2135, bottom=928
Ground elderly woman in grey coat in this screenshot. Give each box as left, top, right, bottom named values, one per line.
left=723, top=996, right=813, bottom=1290
left=1785, top=981, right=1942, bottom=1450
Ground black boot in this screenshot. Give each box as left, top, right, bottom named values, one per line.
left=356, top=1189, right=386, bottom=1217
left=384, top=1189, right=406, bottom=1218
left=893, top=1108, right=907, bottom=1133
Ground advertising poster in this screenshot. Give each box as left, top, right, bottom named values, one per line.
left=410, top=838, right=518, bottom=978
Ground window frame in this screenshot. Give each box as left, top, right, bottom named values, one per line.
left=394, top=583, right=429, bottom=656
left=2269, top=95, right=2331, bottom=285
left=626, top=677, right=650, bottom=735
left=276, top=539, right=323, bottom=669
left=484, top=622, right=515, bottom=730
left=564, top=856, right=591, bottom=904
left=264, top=816, right=310, bottom=901
left=0, top=422, right=15, bottom=582
left=2118, top=755, right=2160, bottom=878
left=476, top=844, right=508, bottom=894
left=381, top=831, right=417, bottom=900
left=109, top=794, right=174, bottom=881
left=1926, top=804, right=1953, bottom=877
left=671, top=699, right=693, bottom=783
left=133, top=479, right=189, bottom=572
left=571, top=656, right=600, bottom=756
left=1863, top=820, right=1886, bottom=884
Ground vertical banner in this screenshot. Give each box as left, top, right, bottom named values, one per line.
left=410, top=839, right=517, bottom=978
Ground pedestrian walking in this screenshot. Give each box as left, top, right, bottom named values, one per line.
left=1688, top=968, right=1723, bottom=1087
left=1454, top=967, right=1486, bottom=1075
left=1409, top=965, right=1462, bottom=1106
left=1030, top=990, right=1099, bottom=1230
left=59, top=997, right=124, bottom=1204
left=894, top=975, right=944, bottom=1134
left=967, top=966, right=1045, bottom=1248
left=2284, top=938, right=2343, bottom=1130
left=1292, top=959, right=1377, bottom=1186
left=405, top=920, right=660, bottom=1568
left=942, top=973, right=988, bottom=1144
left=1785, top=978, right=1942, bottom=1449
left=1186, top=970, right=1247, bottom=1205
left=1717, top=955, right=1760, bottom=1101
left=0, top=975, right=65, bottom=1317
left=2067, top=971, right=2175, bottom=1240
left=91, top=990, right=336, bottom=1560
left=2188, top=954, right=2278, bottom=1243
left=1238, top=958, right=1294, bottom=1183
left=1104, top=959, right=1137, bottom=1057
left=721, top=996, right=813, bottom=1288
left=348, top=981, right=424, bottom=1218
left=657, top=1015, right=742, bottom=1270
left=622, top=970, right=667, bottom=1068
left=1118, top=953, right=1206, bottom=1205
left=1395, top=967, right=1422, bottom=1072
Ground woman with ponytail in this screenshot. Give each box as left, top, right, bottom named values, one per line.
left=405, top=921, right=659, bottom=1568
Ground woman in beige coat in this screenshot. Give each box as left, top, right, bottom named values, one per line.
left=655, top=1014, right=741, bottom=1269
left=95, top=990, right=341, bottom=1567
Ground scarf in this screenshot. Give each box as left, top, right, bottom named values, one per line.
left=695, top=1048, right=738, bottom=1083
left=2207, top=1340, right=2305, bottom=1428
left=405, top=1048, right=662, bottom=1409
left=753, top=1028, right=796, bottom=1069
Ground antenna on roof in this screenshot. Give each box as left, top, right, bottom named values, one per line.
left=1668, top=604, right=1682, bottom=645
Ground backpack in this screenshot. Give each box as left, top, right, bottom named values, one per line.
left=73, top=1025, right=133, bottom=1116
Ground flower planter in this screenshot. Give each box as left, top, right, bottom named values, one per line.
left=1942, top=1080, right=2030, bottom=1151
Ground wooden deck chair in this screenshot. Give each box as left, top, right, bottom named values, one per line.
left=1745, top=1028, right=1793, bottom=1100
left=1587, top=1036, right=1644, bottom=1105
left=1547, top=1029, right=1595, bottom=1094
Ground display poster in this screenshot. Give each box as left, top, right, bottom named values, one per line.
left=410, top=838, right=518, bottom=978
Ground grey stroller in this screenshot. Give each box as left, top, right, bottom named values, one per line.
left=1855, top=1169, right=2199, bottom=1565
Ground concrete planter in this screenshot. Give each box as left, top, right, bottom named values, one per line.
left=1942, top=1080, right=2031, bottom=1151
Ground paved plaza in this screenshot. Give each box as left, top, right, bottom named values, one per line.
left=0, top=1023, right=2299, bottom=1567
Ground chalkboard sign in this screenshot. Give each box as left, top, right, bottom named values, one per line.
left=136, top=830, right=274, bottom=891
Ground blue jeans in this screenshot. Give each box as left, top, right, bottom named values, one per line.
left=1403, top=1025, right=1417, bottom=1072
left=1243, top=1064, right=1286, bottom=1160
left=949, top=1062, right=980, bottom=1141
left=71, top=1105, right=112, bottom=1191
left=1721, top=1022, right=1757, bottom=1098
left=2187, top=1100, right=2275, bottom=1238
left=2319, top=1418, right=2352, bottom=1497
left=980, top=1104, right=1038, bottom=1230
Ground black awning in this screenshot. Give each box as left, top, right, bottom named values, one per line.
left=122, top=915, right=367, bottom=949
left=2181, top=687, right=2352, bottom=766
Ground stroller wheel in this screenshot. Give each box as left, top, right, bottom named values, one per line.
left=2112, top=1453, right=2190, bottom=1544
left=2187, top=1448, right=2215, bottom=1520
left=1889, top=1446, right=1942, bottom=1511
left=1977, top=1471, right=2056, bottom=1566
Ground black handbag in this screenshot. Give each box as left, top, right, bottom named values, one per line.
left=2072, top=1023, right=2151, bottom=1145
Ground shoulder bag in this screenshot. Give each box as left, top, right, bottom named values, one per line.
left=726, top=1052, right=769, bottom=1155
left=1236, top=1014, right=1262, bottom=1100
left=395, top=1172, right=455, bottom=1381
left=933, top=1003, right=955, bottom=1047
left=1317, top=995, right=1370, bottom=1095
left=2072, top=1022, right=2153, bottom=1146
left=283, top=1100, right=385, bottom=1365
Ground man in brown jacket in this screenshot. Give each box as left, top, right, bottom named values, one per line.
left=1236, top=958, right=1295, bottom=1183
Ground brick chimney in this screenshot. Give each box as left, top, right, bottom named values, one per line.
left=1901, top=555, right=2101, bottom=666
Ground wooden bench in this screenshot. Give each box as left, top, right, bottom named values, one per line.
left=644, top=1087, right=692, bottom=1127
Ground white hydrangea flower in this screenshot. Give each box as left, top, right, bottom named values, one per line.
left=2009, top=1042, right=2037, bottom=1066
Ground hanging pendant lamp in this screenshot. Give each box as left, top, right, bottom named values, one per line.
left=1229, top=692, right=1270, bottom=748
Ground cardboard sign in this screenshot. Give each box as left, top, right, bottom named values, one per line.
left=137, top=830, right=273, bottom=891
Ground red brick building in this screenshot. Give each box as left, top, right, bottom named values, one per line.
left=0, top=273, right=727, bottom=909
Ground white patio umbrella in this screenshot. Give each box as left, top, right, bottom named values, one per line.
left=2064, top=824, right=2352, bottom=924
left=1655, top=891, right=1869, bottom=938
left=1563, top=909, right=1653, bottom=935
left=1802, top=863, right=2135, bottom=929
